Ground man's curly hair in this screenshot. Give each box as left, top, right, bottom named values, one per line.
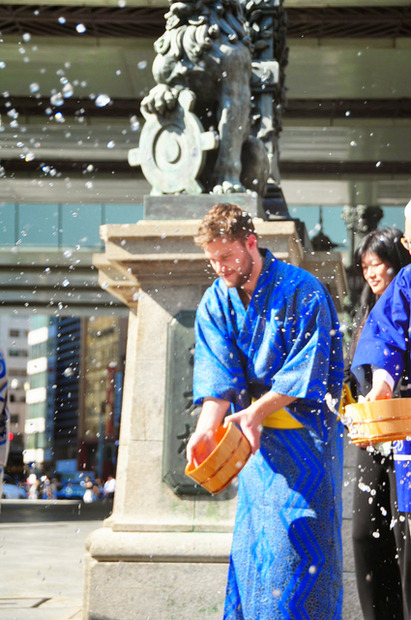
left=194, top=203, right=255, bottom=247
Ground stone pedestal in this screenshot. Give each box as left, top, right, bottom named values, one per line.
left=84, top=219, right=347, bottom=619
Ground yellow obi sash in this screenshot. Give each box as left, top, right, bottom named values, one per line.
left=262, top=408, right=304, bottom=429
left=259, top=383, right=352, bottom=429
left=339, top=382, right=356, bottom=414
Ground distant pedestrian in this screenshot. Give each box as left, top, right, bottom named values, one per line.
left=93, top=478, right=103, bottom=500
left=40, top=475, right=57, bottom=499
left=103, top=475, right=116, bottom=500
left=83, top=476, right=96, bottom=503
left=27, top=473, right=39, bottom=500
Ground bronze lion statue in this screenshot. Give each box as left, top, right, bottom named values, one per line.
left=139, top=0, right=271, bottom=196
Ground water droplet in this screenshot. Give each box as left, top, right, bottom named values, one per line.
left=30, top=82, right=40, bottom=94
left=62, top=83, right=74, bottom=98
left=106, top=140, right=115, bottom=149
left=62, top=278, right=70, bottom=287
left=50, top=92, right=64, bottom=106
left=137, top=60, right=147, bottom=70
left=0, top=62, right=6, bottom=70
left=95, top=94, right=111, bottom=108
left=7, top=108, right=19, bottom=119
left=22, top=33, right=31, bottom=42
left=58, top=16, right=66, bottom=25
left=130, top=115, right=140, bottom=131
left=76, top=23, right=86, bottom=34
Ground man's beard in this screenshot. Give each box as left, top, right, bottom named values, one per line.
left=222, top=252, right=253, bottom=289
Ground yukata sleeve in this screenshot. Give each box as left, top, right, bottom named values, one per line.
left=351, top=272, right=411, bottom=388
left=269, top=282, right=343, bottom=405
left=193, top=294, right=249, bottom=411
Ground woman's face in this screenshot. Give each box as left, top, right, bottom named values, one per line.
left=361, top=251, right=394, bottom=296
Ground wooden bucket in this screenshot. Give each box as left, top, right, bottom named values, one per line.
left=345, top=398, right=411, bottom=447
left=185, top=422, right=252, bottom=494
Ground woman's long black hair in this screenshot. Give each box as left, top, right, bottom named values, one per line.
left=351, top=227, right=411, bottom=354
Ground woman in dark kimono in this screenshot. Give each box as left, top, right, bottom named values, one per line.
left=350, top=224, right=411, bottom=620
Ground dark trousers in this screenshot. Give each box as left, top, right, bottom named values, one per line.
left=352, top=447, right=411, bottom=620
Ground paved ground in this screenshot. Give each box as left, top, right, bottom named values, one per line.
left=0, top=459, right=362, bottom=620
left=0, top=500, right=112, bottom=620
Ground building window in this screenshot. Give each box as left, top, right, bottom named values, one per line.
left=8, top=349, right=28, bottom=357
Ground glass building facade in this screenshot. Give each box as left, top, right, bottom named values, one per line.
left=0, top=202, right=144, bottom=249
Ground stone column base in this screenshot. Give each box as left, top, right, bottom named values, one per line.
left=83, top=528, right=231, bottom=619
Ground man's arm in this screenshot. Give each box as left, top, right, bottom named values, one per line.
left=186, top=397, right=231, bottom=466
left=225, top=391, right=297, bottom=454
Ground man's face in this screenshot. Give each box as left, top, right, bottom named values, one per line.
left=204, top=236, right=254, bottom=289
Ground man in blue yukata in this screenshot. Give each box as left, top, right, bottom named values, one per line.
left=351, top=199, right=411, bottom=619
left=186, top=203, right=345, bottom=619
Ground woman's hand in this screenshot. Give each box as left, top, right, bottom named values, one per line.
left=364, top=380, right=392, bottom=402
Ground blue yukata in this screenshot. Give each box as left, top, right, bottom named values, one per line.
left=194, top=249, right=344, bottom=619
left=352, top=264, right=411, bottom=513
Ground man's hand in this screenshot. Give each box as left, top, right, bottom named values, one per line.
left=224, top=407, right=264, bottom=454
left=186, top=397, right=230, bottom=466
left=225, top=391, right=297, bottom=454
left=186, top=429, right=218, bottom=467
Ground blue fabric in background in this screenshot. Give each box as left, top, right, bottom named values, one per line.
left=394, top=439, right=411, bottom=513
